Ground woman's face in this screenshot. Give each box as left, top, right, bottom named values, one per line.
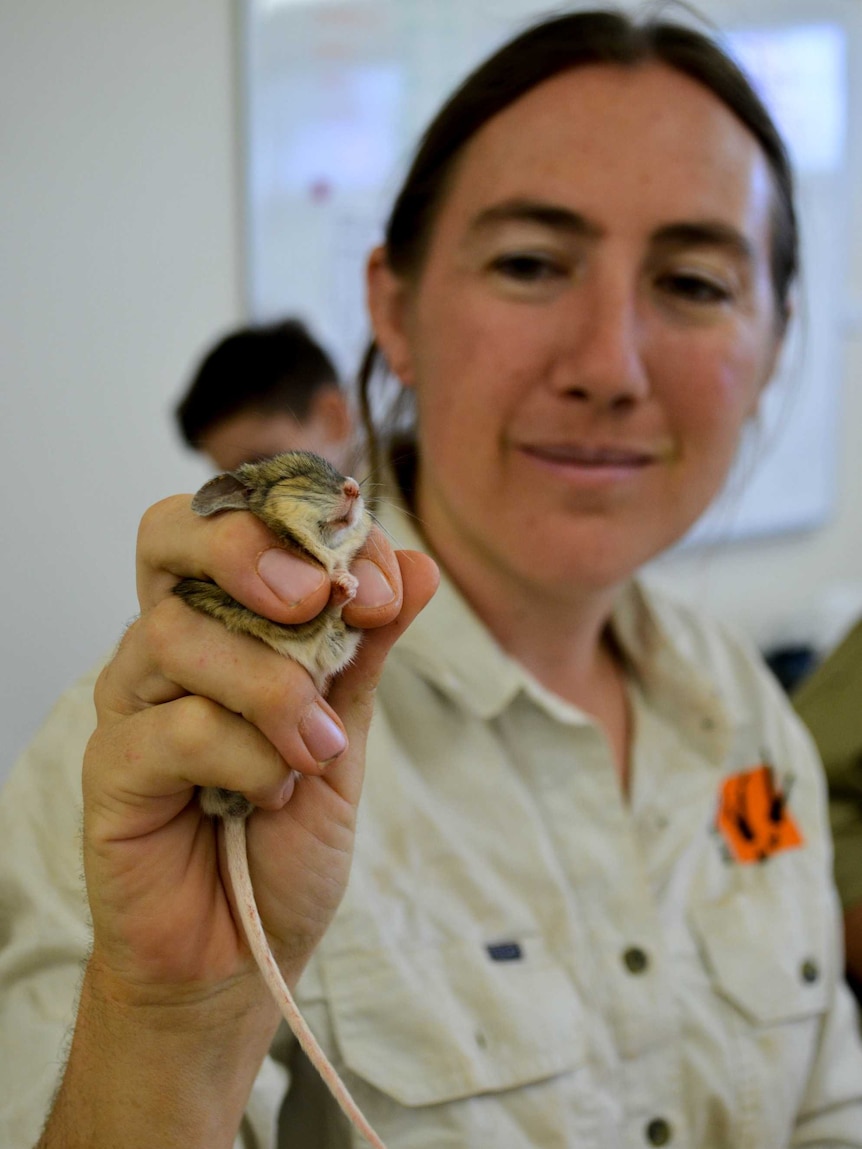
left=370, top=63, right=784, bottom=599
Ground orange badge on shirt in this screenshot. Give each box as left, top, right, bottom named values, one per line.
left=716, top=764, right=803, bottom=863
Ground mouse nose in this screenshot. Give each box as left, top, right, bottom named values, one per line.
left=335, top=478, right=362, bottom=525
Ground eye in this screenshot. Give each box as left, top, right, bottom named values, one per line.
left=490, top=252, right=566, bottom=283
left=657, top=271, right=733, bottom=305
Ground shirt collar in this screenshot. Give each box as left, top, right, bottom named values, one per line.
left=378, top=498, right=527, bottom=719
left=378, top=496, right=731, bottom=761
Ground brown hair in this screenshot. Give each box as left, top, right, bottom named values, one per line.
left=177, top=318, right=340, bottom=450
left=359, top=7, right=799, bottom=476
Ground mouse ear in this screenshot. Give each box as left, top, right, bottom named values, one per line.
left=190, top=472, right=251, bottom=516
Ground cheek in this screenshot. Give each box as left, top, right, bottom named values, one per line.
left=663, top=334, right=767, bottom=448
left=714, top=343, right=770, bottom=434
left=410, top=298, right=536, bottom=436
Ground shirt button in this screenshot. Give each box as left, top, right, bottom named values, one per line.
left=646, top=1117, right=672, bottom=1145
left=801, top=959, right=820, bottom=983
left=623, top=946, right=649, bottom=974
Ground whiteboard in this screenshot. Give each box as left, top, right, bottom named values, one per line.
left=241, top=0, right=858, bottom=546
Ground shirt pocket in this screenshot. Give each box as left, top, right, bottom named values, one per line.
left=689, top=874, right=831, bottom=1026
left=689, top=865, right=832, bottom=1146
left=318, top=933, right=588, bottom=1107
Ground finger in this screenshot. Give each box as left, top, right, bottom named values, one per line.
left=99, top=598, right=348, bottom=777
left=136, top=495, right=331, bottom=623
left=225, top=551, right=437, bottom=950
left=323, top=550, right=439, bottom=804
left=341, top=526, right=403, bottom=629
left=86, top=698, right=301, bottom=841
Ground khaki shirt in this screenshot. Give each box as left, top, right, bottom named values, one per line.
left=793, top=617, right=862, bottom=910
left=2, top=503, right=862, bottom=1147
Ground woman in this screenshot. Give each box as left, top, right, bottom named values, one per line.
left=4, top=10, right=862, bottom=1147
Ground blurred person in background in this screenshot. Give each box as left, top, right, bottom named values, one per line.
left=176, top=317, right=357, bottom=473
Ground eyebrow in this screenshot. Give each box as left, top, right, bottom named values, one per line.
left=468, top=199, right=603, bottom=240
left=468, top=199, right=754, bottom=262
left=651, top=221, right=755, bottom=263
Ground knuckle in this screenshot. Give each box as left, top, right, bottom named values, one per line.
left=136, top=495, right=187, bottom=559
left=139, top=596, right=192, bottom=664
left=210, top=506, right=274, bottom=560
left=258, top=654, right=315, bottom=713
left=91, top=622, right=142, bottom=716
left=91, top=660, right=116, bottom=718
left=244, top=682, right=299, bottom=741
left=162, top=693, right=223, bottom=758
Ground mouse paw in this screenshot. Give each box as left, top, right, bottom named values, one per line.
left=330, top=571, right=358, bottom=607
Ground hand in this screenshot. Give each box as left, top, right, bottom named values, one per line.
left=41, top=493, right=437, bottom=1149
left=84, top=492, right=438, bottom=1003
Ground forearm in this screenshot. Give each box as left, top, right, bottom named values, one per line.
left=37, top=957, right=281, bottom=1149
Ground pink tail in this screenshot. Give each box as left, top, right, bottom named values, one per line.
left=225, top=816, right=387, bottom=1149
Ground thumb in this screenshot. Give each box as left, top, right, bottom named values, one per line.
left=332, top=549, right=438, bottom=708
left=323, top=550, right=439, bottom=796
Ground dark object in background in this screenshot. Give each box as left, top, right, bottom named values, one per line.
left=764, top=643, right=818, bottom=694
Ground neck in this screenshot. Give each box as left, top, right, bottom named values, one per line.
left=408, top=462, right=634, bottom=787
left=457, top=550, right=620, bottom=693
left=440, top=533, right=633, bottom=789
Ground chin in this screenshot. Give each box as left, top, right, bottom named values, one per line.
left=513, top=519, right=659, bottom=590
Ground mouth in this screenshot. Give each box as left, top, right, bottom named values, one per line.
left=520, top=442, right=660, bottom=468
left=327, top=485, right=364, bottom=533
left=329, top=509, right=357, bottom=532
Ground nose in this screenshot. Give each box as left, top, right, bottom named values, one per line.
left=552, top=268, right=650, bottom=410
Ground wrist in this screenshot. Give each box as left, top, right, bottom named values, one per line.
left=38, top=957, right=280, bottom=1149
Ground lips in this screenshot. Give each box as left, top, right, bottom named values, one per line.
left=520, top=442, right=657, bottom=467
left=330, top=502, right=359, bottom=530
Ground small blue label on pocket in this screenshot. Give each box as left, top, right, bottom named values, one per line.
left=486, top=941, right=523, bottom=962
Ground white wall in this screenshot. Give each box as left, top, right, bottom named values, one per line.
left=3, top=0, right=862, bottom=786
left=0, top=0, right=243, bottom=777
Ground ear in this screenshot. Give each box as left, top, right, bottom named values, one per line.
left=366, top=245, right=416, bottom=387
left=190, top=472, right=251, bottom=516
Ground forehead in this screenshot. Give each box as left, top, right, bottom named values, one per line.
left=435, top=62, right=774, bottom=245
left=201, top=409, right=306, bottom=470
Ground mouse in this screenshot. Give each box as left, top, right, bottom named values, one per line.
left=173, top=450, right=387, bottom=1149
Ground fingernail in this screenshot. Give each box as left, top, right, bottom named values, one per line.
left=299, top=702, right=348, bottom=765
left=279, top=770, right=299, bottom=805
left=350, top=559, right=396, bottom=608
left=257, top=548, right=326, bottom=605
